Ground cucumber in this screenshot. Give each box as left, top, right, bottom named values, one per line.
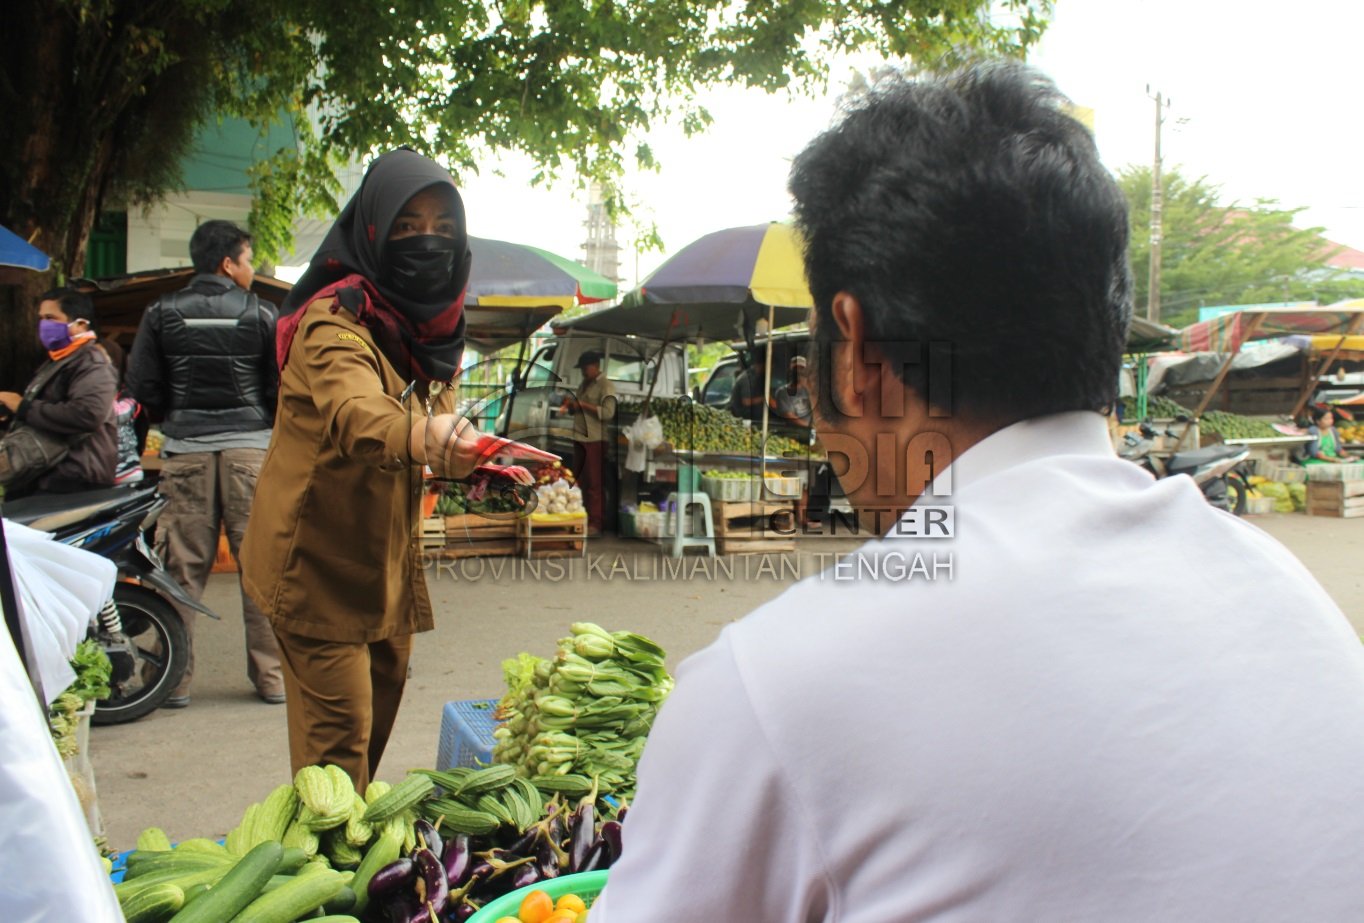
left=311, top=917, right=362, bottom=922
left=124, top=848, right=232, bottom=880
left=169, top=840, right=283, bottom=923
left=348, top=828, right=402, bottom=916
left=278, top=847, right=308, bottom=874
left=229, top=868, right=346, bottom=923
left=119, top=881, right=185, bottom=923
left=322, top=885, right=356, bottom=914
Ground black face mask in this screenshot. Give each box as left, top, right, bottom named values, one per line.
left=383, top=235, right=460, bottom=301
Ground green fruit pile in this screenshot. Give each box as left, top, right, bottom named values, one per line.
left=622, top=398, right=807, bottom=458
left=1119, top=395, right=1194, bottom=420
left=1200, top=410, right=1281, bottom=440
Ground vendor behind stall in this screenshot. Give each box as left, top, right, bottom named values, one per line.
left=1303, top=406, right=1356, bottom=464
left=560, top=350, right=615, bottom=533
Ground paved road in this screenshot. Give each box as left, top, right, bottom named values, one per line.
left=87, top=518, right=1364, bottom=850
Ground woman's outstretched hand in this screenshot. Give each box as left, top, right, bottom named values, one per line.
left=412, top=414, right=483, bottom=480
left=411, top=416, right=537, bottom=485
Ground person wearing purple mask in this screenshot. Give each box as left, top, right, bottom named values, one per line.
left=0, top=288, right=118, bottom=497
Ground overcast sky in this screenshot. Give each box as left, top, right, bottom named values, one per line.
left=371, top=1, right=1364, bottom=292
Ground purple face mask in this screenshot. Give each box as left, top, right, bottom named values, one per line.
left=38, top=319, right=73, bottom=351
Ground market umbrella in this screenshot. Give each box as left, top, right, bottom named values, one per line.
left=464, top=236, right=617, bottom=353
left=561, top=222, right=812, bottom=469
left=559, top=222, right=812, bottom=341
left=0, top=224, right=52, bottom=273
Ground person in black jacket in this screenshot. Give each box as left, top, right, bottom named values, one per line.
left=0, top=289, right=118, bottom=495
left=128, top=219, right=283, bottom=708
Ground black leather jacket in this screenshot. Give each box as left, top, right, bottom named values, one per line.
left=127, top=274, right=278, bottom=439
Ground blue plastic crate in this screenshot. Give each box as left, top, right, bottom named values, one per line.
left=437, top=698, right=500, bottom=770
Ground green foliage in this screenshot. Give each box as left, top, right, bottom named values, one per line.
left=1119, top=166, right=1364, bottom=328
left=2, top=0, right=1051, bottom=270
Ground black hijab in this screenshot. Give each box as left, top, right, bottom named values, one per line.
left=280, top=149, right=473, bottom=381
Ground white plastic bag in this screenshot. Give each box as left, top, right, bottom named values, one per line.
left=3, top=519, right=116, bottom=706
left=0, top=611, right=123, bottom=920
left=624, top=416, right=663, bottom=473
left=636, top=415, right=664, bottom=449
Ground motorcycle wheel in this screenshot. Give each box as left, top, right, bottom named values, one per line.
left=1225, top=472, right=1250, bottom=517
left=92, top=583, right=189, bottom=725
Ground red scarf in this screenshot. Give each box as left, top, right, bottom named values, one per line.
left=276, top=273, right=465, bottom=382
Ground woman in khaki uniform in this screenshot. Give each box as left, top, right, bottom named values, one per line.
left=240, top=150, right=514, bottom=789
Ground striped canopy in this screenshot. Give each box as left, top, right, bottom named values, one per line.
left=1175, top=301, right=1364, bottom=353
left=564, top=223, right=812, bottom=340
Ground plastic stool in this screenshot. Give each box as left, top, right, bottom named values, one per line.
left=665, top=491, right=716, bottom=558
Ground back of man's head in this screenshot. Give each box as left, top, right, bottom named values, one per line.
left=190, top=220, right=252, bottom=277
left=789, top=61, right=1132, bottom=425
left=40, top=287, right=97, bottom=329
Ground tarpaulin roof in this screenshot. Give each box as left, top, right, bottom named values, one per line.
left=1127, top=315, right=1178, bottom=353
left=1175, top=300, right=1364, bottom=352
left=0, top=224, right=51, bottom=272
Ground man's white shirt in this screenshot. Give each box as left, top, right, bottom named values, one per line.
left=594, top=411, right=1364, bottom=922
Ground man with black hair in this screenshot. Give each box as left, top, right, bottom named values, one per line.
left=0, top=289, right=118, bottom=495
left=128, top=219, right=283, bottom=708
left=560, top=349, right=615, bottom=533
left=594, top=63, right=1364, bottom=921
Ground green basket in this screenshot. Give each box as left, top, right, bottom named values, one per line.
left=465, top=870, right=609, bottom=922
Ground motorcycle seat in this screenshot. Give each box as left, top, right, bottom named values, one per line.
left=1168, top=443, right=1246, bottom=473
left=2, top=486, right=154, bottom=532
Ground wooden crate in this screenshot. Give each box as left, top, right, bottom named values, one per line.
left=713, top=499, right=796, bottom=555
left=420, top=517, right=448, bottom=549
left=437, top=514, right=518, bottom=558
left=518, top=515, right=587, bottom=558
left=1305, top=480, right=1364, bottom=518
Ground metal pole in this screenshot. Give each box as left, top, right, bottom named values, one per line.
left=1147, top=88, right=1166, bottom=324
left=760, top=302, right=776, bottom=484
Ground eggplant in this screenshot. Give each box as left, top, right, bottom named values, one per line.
left=442, top=834, right=473, bottom=889
left=449, top=898, right=482, bottom=922
left=599, top=820, right=623, bottom=865
left=414, top=819, right=444, bottom=859
left=577, top=836, right=610, bottom=873
left=615, top=806, right=628, bottom=823
left=567, top=801, right=595, bottom=873
left=369, top=857, right=417, bottom=898
left=505, top=824, right=542, bottom=857
left=384, top=894, right=424, bottom=923
left=535, top=837, right=561, bottom=880
left=509, top=863, right=542, bottom=891
left=413, top=847, right=450, bottom=917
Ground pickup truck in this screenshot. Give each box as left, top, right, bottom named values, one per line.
left=497, top=330, right=688, bottom=461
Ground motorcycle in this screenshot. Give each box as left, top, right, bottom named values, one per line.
left=1, top=485, right=215, bottom=724
left=1118, top=420, right=1253, bottom=515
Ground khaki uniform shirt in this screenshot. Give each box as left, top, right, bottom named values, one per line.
left=240, top=297, right=455, bottom=643
left=572, top=376, right=616, bottom=443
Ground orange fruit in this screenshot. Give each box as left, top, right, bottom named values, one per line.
left=496, top=919, right=522, bottom=923
left=542, top=914, right=578, bottom=923
left=518, top=889, right=555, bottom=923
left=555, top=895, right=587, bottom=914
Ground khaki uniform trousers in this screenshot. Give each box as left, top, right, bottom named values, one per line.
left=156, top=448, right=283, bottom=698
left=272, top=629, right=412, bottom=791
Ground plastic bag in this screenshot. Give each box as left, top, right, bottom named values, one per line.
left=3, top=520, right=116, bottom=706
left=635, top=415, right=664, bottom=450
left=0, top=620, right=123, bottom=920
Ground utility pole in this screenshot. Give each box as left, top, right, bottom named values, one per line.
left=1146, top=86, right=1171, bottom=323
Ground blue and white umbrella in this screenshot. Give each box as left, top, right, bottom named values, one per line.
left=0, top=224, right=51, bottom=272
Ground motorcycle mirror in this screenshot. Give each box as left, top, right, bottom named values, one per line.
left=1138, top=422, right=1156, bottom=438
